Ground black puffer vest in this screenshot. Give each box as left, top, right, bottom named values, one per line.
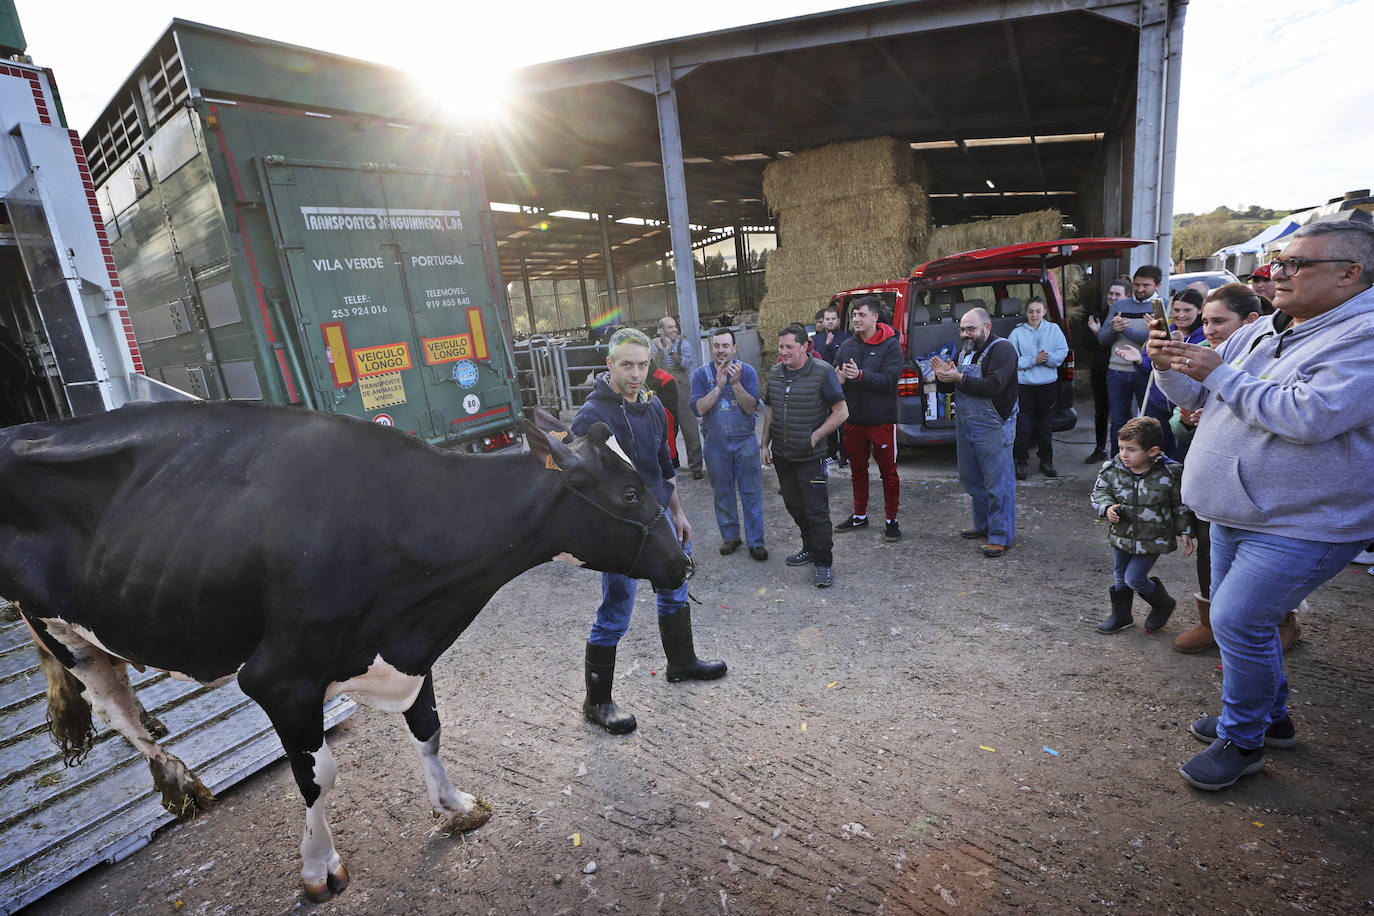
left=767, top=357, right=830, bottom=461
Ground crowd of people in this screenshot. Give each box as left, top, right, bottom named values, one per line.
left=568, top=219, right=1374, bottom=796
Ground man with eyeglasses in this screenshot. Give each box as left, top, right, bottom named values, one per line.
left=1148, top=219, right=1374, bottom=792
left=930, top=307, right=1019, bottom=558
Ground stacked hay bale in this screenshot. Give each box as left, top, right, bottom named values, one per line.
left=759, top=137, right=930, bottom=337
left=929, top=208, right=1085, bottom=325
left=925, top=209, right=1064, bottom=260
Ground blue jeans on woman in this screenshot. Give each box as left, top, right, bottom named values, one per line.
left=589, top=541, right=692, bottom=647
left=1112, top=548, right=1159, bottom=592
left=1208, top=525, right=1364, bottom=748
left=703, top=435, right=765, bottom=548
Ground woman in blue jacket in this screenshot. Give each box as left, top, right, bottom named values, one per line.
left=1008, top=297, right=1069, bottom=478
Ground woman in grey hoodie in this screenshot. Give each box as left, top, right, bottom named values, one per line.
left=1150, top=220, right=1374, bottom=792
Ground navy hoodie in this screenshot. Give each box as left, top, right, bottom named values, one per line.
left=835, top=322, right=903, bottom=425
left=573, top=372, right=676, bottom=507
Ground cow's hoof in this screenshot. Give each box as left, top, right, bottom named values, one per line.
left=302, top=877, right=332, bottom=904
left=302, top=861, right=349, bottom=903
left=150, top=760, right=214, bottom=818
left=327, top=861, right=351, bottom=894
left=438, top=795, right=493, bottom=833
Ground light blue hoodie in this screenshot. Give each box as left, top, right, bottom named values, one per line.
left=1154, top=283, right=1374, bottom=542
left=1008, top=318, right=1069, bottom=386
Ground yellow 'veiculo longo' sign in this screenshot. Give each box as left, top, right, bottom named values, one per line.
left=421, top=333, right=473, bottom=365
left=352, top=342, right=412, bottom=379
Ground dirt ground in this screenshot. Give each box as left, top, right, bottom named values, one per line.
left=22, top=419, right=1374, bottom=915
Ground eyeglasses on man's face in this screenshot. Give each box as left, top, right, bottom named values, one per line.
left=1268, top=257, right=1355, bottom=277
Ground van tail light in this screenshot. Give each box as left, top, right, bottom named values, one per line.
left=1063, top=351, right=1075, bottom=381
left=898, top=367, right=922, bottom=398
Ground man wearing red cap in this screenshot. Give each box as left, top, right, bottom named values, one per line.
left=1249, top=264, right=1276, bottom=305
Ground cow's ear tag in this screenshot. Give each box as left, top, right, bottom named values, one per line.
left=544, top=454, right=561, bottom=471
left=548, top=430, right=568, bottom=442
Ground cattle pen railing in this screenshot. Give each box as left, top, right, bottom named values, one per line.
left=513, top=336, right=604, bottom=414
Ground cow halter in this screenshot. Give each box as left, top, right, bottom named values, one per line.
left=557, top=475, right=692, bottom=581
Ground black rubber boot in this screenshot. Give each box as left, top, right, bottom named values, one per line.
left=1097, top=586, right=1134, bottom=634
left=1141, top=577, right=1177, bottom=633
left=582, top=642, right=636, bottom=734
left=658, top=605, right=727, bottom=683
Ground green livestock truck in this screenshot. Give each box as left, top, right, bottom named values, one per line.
left=82, top=21, right=523, bottom=449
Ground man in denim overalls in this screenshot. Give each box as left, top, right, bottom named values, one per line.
left=931, top=307, right=1020, bottom=558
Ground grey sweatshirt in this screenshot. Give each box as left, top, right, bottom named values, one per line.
left=1154, top=284, right=1374, bottom=542
left=1097, top=298, right=1153, bottom=372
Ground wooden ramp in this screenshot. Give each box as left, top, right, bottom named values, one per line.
left=0, top=604, right=355, bottom=913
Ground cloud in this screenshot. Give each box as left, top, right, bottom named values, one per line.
left=1174, top=0, right=1372, bottom=212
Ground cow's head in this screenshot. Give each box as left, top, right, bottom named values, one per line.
left=525, top=411, right=690, bottom=591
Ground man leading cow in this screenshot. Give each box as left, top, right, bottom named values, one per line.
left=574, top=327, right=726, bottom=734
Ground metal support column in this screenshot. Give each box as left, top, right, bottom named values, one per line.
left=597, top=205, right=619, bottom=318
left=1156, top=0, right=1188, bottom=278
left=652, top=52, right=702, bottom=363
left=576, top=257, right=592, bottom=328
left=519, top=250, right=537, bottom=335
left=1128, top=0, right=1169, bottom=274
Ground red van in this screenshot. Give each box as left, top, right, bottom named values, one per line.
left=827, top=237, right=1150, bottom=447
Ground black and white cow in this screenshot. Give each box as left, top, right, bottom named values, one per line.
left=0, top=401, right=688, bottom=901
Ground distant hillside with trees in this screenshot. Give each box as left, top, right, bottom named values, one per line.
left=1172, top=205, right=1292, bottom=263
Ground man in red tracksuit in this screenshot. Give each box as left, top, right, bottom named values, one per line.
left=833, top=296, right=904, bottom=542
left=647, top=363, right=680, bottom=465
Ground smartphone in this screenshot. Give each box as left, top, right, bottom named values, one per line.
left=1151, top=297, right=1168, bottom=328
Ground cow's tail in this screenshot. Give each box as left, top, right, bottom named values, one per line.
left=30, top=629, right=96, bottom=766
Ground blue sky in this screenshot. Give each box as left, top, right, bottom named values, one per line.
left=19, top=0, right=1370, bottom=215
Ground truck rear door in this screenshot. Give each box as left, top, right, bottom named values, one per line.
left=260, top=158, right=516, bottom=441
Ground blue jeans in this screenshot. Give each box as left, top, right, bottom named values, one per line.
left=1106, top=368, right=1148, bottom=448
left=589, top=542, right=692, bottom=647
left=1112, top=548, right=1159, bottom=592
left=956, top=407, right=1017, bottom=546
left=1208, top=525, right=1364, bottom=748
left=703, top=436, right=765, bottom=547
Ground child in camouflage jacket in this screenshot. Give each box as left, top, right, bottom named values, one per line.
left=1091, top=416, right=1195, bottom=634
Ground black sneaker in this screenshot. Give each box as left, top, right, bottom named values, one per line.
left=1189, top=715, right=1297, bottom=749
left=1040, top=463, right=1059, bottom=478
left=1084, top=449, right=1108, bottom=463
left=719, top=539, right=741, bottom=556
left=1015, top=462, right=1028, bottom=480
left=835, top=515, right=868, bottom=532
left=785, top=549, right=814, bottom=567
left=748, top=545, right=769, bottom=562
left=884, top=520, right=901, bottom=542
left=814, top=565, right=834, bottom=588
left=1180, top=738, right=1266, bottom=791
